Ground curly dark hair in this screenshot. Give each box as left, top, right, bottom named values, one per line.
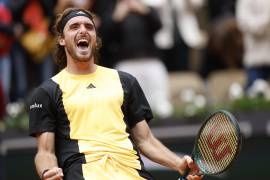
left=53, top=8, right=102, bottom=69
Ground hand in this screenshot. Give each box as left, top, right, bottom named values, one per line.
left=178, top=155, right=202, bottom=180
left=42, top=167, right=63, bottom=180
left=127, top=0, right=149, bottom=14
left=113, top=0, right=130, bottom=22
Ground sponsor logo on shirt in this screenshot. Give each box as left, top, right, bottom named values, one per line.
left=87, top=83, right=96, bottom=89
left=30, top=102, right=43, bottom=110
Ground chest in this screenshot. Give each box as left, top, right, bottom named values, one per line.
left=62, top=79, right=123, bottom=112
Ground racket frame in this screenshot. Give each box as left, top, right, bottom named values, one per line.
left=193, top=110, right=242, bottom=175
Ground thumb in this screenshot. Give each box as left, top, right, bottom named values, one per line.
left=184, top=156, right=200, bottom=175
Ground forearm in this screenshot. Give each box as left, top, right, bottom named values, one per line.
left=131, top=121, right=201, bottom=179
left=137, top=132, right=182, bottom=171
left=35, top=151, right=59, bottom=178
left=34, top=132, right=60, bottom=179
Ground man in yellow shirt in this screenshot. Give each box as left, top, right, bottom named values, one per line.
left=29, top=8, right=202, bottom=180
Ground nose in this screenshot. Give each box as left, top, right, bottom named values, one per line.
left=78, top=24, right=87, bottom=34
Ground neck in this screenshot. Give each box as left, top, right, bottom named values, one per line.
left=66, top=58, right=97, bottom=75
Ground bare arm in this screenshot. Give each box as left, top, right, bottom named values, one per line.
left=35, top=132, right=63, bottom=180
left=131, top=120, right=202, bottom=180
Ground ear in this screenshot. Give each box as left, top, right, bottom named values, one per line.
left=59, top=37, right=65, bottom=46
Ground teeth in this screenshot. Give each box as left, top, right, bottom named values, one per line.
left=78, top=39, right=88, bottom=43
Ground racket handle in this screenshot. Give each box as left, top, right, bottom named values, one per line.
left=178, top=177, right=186, bottom=180
left=178, top=168, right=190, bottom=180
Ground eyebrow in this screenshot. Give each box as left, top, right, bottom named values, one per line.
left=68, top=21, right=94, bottom=28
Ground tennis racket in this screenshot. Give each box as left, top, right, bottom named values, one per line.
left=179, top=110, right=242, bottom=180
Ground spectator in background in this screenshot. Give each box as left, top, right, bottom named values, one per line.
left=199, top=16, right=243, bottom=78
left=94, top=0, right=117, bottom=68
left=19, top=0, right=56, bottom=89
left=0, top=0, right=13, bottom=103
left=236, top=0, right=270, bottom=90
left=154, top=0, right=207, bottom=71
left=207, top=0, right=236, bottom=22
left=199, top=0, right=243, bottom=78
left=108, top=0, right=173, bottom=118
left=0, top=81, right=5, bottom=180
left=3, top=0, right=28, bottom=103
left=0, top=81, right=4, bottom=119
left=54, top=0, right=96, bottom=14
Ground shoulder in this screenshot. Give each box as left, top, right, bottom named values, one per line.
left=28, top=79, right=61, bottom=113
left=117, top=70, right=139, bottom=90
left=30, top=79, right=59, bottom=102
left=117, top=70, right=136, bottom=84
left=117, top=70, right=135, bottom=80
left=117, top=71, right=143, bottom=96
left=34, top=79, right=58, bottom=94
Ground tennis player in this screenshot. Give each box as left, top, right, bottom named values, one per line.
left=28, top=8, right=202, bottom=180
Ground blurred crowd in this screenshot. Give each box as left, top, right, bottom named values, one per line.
left=0, top=0, right=270, bottom=120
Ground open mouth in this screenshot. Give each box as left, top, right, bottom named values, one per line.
left=76, top=39, right=89, bottom=50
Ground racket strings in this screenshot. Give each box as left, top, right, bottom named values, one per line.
left=197, top=112, right=239, bottom=174
left=205, top=113, right=237, bottom=170
left=200, top=113, right=238, bottom=171
left=212, top=114, right=237, bottom=169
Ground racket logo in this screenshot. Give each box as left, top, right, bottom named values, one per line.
left=206, top=123, right=233, bottom=162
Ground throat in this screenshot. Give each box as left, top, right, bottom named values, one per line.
left=66, top=61, right=97, bottom=75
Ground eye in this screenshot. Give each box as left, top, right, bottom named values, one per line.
left=70, top=24, right=79, bottom=30
left=85, top=23, right=95, bottom=31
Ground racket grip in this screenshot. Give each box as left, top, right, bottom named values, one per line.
left=178, top=168, right=190, bottom=180
left=178, top=177, right=186, bottom=180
